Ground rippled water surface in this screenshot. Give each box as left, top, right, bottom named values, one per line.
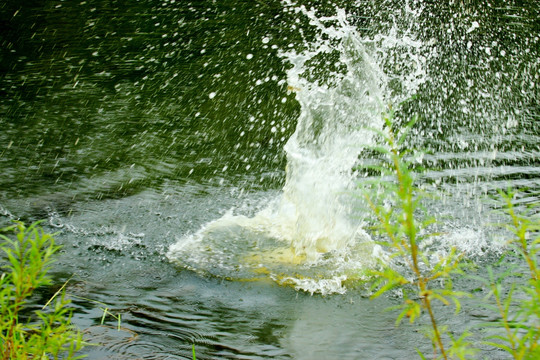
left=1, top=0, right=538, bottom=358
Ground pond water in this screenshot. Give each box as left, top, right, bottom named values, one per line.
left=1, top=0, right=538, bottom=359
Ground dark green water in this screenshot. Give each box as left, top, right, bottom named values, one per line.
left=1, top=0, right=538, bottom=358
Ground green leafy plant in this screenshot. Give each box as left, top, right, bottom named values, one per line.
left=357, top=108, right=474, bottom=359
left=0, top=221, right=85, bottom=360
left=476, top=191, right=540, bottom=359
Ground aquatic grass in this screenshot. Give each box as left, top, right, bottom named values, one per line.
left=357, top=107, right=475, bottom=359
left=0, top=221, right=85, bottom=360
left=67, top=293, right=123, bottom=331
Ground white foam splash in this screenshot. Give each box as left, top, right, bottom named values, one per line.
left=275, top=275, right=349, bottom=296
left=168, top=4, right=431, bottom=294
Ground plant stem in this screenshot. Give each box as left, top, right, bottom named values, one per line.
left=493, top=286, right=519, bottom=358
left=390, top=126, right=448, bottom=360
left=424, top=294, right=447, bottom=360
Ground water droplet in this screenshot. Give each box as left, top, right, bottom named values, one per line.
left=466, top=21, right=480, bottom=33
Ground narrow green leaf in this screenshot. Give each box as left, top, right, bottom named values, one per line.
left=397, top=115, right=418, bottom=146
left=415, top=348, right=427, bottom=360
left=101, top=308, right=109, bottom=325
left=483, top=340, right=514, bottom=353
left=43, top=275, right=73, bottom=310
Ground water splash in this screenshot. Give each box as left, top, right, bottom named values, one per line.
left=168, top=1, right=532, bottom=293
left=167, top=3, right=434, bottom=294
left=271, top=7, right=387, bottom=258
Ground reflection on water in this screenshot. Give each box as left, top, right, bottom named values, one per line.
left=1, top=0, right=537, bottom=207
left=0, top=0, right=538, bottom=359
left=0, top=0, right=298, bottom=205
